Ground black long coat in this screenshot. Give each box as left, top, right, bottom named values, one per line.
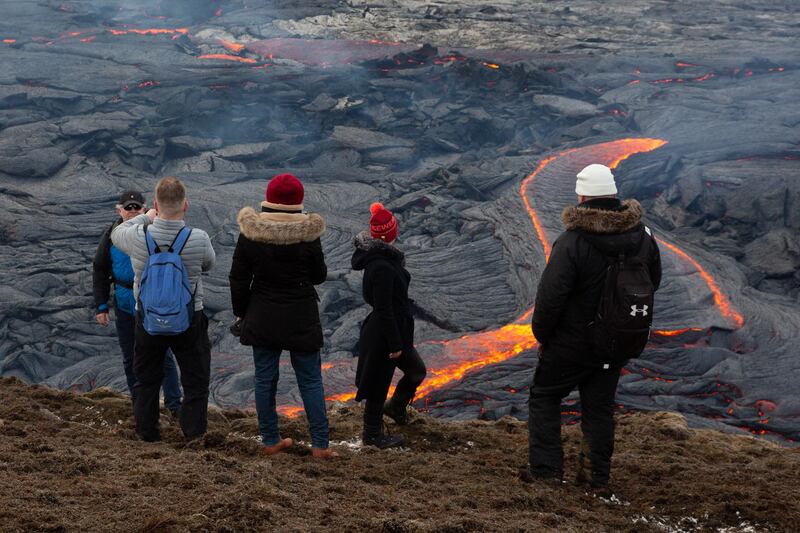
left=351, top=232, right=415, bottom=401
left=532, top=198, right=662, bottom=367
left=229, top=207, right=327, bottom=352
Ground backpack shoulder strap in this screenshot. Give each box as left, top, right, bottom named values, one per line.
left=631, top=226, right=653, bottom=263
left=143, top=225, right=160, bottom=255
left=169, top=226, right=193, bottom=254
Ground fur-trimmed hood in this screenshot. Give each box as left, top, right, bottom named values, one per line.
left=237, top=207, right=325, bottom=244
left=351, top=230, right=405, bottom=270
left=561, top=199, right=643, bottom=234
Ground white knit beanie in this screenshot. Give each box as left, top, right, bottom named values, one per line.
left=575, top=164, right=617, bottom=196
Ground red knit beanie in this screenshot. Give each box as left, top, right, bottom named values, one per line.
left=369, top=202, right=398, bottom=242
left=263, top=173, right=304, bottom=212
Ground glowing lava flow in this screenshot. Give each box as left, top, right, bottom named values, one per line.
left=277, top=137, right=745, bottom=418
left=219, top=39, right=245, bottom=53
left=198, top=54, right=257, bottom=64
left=656, top=240, right=744, bottom=328
left=108, top=28, right=188, bottom=36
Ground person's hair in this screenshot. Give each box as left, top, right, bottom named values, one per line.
left=155, top=177, right=186, bottom=215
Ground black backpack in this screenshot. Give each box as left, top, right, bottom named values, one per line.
left=585, top=227, right=656, bottom=364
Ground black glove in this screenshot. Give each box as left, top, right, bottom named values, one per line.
left=230, top=317, right=243, bottom=337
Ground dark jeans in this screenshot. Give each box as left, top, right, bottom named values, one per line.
left=252, top=347, right=330, bottom=449
left=528, top=356, right=621, bottom=485
left=115, top=310, right=182, bottom=412
left=133, top=311, right=211, bottom=441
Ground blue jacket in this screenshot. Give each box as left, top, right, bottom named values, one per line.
left=92, top=218, right=136, bottom=316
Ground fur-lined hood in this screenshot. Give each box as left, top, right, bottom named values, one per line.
left=237, top=207, right=325, bottom=244
left=561, top=199, right=643, bottom=234
left=351, top=231, right=405, bottom=270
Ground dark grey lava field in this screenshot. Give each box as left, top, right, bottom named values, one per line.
left=0, top=1, right=798, bottom=443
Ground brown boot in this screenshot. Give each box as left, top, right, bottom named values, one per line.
left=311, top=447, right=339, bottom=459
left=260, top=438, right=293, bottom=456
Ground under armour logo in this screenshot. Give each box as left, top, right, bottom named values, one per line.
left=630, top=305, right=649, bottom=317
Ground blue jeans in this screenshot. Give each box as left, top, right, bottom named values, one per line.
left=252, top=347, right=330, bottom=449
left=116, top=310, right=182, bottom=413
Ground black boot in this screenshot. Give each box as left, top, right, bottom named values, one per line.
left=383, top=397, right=409, bottom=425
left=363, top=400, right=405, bottom=449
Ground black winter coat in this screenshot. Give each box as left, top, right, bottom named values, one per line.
left=92, top=219, right=118, bottom=311
left=351, top=232, right=415, bottom=401
left=532, top=198, right=662, bottom=367
left=229, top=207, right=327, bottom=352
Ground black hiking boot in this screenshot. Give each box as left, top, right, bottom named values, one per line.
left=363, top=399, right=406, bottom=449
left=383, top=398, right=409, bottom=425
left=519, top=466, right=563, bottom=485
left=363, top=431, right=406, bottom=449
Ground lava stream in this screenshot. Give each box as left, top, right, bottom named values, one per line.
left=198, top=54, right=257, bottom=64
left=108, top=28, right=188, bottom=36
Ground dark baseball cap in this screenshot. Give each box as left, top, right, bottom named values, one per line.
left=118, top=190, right=145, bottom=208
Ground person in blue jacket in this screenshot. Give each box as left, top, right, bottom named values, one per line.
left=92, top=190, right=182, bottom=416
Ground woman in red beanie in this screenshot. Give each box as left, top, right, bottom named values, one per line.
left=229, top=174, right=336, bottom=458
left=351, top=202, right=427, bottom=448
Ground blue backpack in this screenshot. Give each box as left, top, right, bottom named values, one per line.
left=139, top=226, right=195, bottom=335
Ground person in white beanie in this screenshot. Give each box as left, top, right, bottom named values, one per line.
left=524, top=163, right=662, bottom=496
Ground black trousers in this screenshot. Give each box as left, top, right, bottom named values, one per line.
left=134, top=311, right=211, bottom=441
left=528, top=356, right=621, bottom=484
left=362, top=349, right=426, bottom=436
left=365, top=346, right=427, bottom=406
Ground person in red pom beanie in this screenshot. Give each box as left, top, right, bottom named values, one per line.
left=229, top=173, right=337, bottom=458
left=369, top=202, right=398, bottom=243
left=351, top=202, right=427, bottom=449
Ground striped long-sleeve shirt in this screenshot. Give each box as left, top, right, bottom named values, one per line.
left=110, top=213, right=216, bottom=311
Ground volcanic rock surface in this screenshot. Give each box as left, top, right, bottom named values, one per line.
left=0, top=1, right=798, bottom=443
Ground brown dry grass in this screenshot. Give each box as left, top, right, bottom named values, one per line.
left=0, top=377, right=797, bottom=532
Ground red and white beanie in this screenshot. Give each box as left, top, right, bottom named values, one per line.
left=263, top=173, right=304, bottom=212
left=369, top=202, right=398, bottom=243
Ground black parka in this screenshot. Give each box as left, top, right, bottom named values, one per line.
left=351, top=232, right=415, bottom=401
left=229, top=207, right=327, bottom=352
left=531, top=198, right=662, bottom=367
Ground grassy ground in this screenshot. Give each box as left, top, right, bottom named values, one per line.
left=0, top=377, right=797, bottom=532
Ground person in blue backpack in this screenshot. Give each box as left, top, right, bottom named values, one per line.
left=111, top=178, right=216, bottom=442
left=93, top=190, right=183, bottom=417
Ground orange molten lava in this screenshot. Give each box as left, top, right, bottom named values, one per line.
left=482, top=62, right=501, bottom=70
left=109, top=28, right=188, bottom=36
left=2, top=39, right=16, bottom=44
left=654, top=240, right=744, bottom=328
left=219, top=39, right=245, bottom=53
left=328, top=392, right=356, bottom=403
left=198, top=54, right=257, bottom=64
left=520, top=155, right=559, bottom=259
left=653, top=328, right=703, bottom=337
left=277, top=405, right=305, bottom=418
left=416, top=322, right=538, bottom=399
